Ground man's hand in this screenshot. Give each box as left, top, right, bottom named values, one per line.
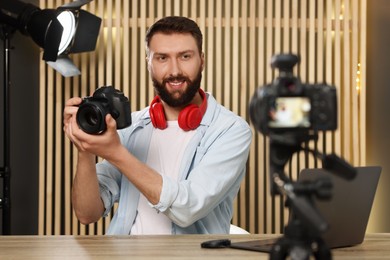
left=63, top=97, right=122, bottom=161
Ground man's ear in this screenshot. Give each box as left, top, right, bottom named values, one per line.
left=146, top=55, right=151, bottom=71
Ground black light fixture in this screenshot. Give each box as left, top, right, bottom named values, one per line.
left=0, top=0, right=102, bottom=76
left=0, top=0, right=101, bottom=235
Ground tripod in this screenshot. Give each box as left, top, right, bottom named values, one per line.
left=267, top=132, right=355, bottom=260
left=269, top=171, right=332, bottom=259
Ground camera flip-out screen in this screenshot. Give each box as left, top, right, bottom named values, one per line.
left=269, top=97, right=311, bottom=129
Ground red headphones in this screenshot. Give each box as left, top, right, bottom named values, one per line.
left=149, top=89, right=207, bottom=131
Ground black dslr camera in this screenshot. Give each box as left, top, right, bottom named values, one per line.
left=76, top=86, right=132, bottom=134
left=249, top=54, right=337, bottom=135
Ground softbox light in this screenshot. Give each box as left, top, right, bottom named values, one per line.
left=0, top=0, right=102, bottom=77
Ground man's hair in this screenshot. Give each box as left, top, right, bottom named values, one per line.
left=145, top=16, right=203, bottom=55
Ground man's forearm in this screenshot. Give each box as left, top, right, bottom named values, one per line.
left=72, top=151, right=105, bottom=225
left=108, top=145, right=163, bottom=205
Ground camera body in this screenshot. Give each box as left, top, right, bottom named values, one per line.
left=250, top=54, right=337, bottom=135
left=77, top=86, right=131, bottom=134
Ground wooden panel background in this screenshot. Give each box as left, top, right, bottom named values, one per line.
left=38, top=0, right=366, bottom=235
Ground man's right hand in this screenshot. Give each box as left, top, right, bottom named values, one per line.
left=63, top=97, right=123, bottom=162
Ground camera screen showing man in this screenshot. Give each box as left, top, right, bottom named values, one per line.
left=249, top=54, right=337, bottom=135
left=269, top=97, right=311, bottom=128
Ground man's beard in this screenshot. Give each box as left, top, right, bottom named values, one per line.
left=152, top=69, right=202, bottom=108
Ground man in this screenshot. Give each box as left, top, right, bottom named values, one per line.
left=63, top=16, right=252, bottom=235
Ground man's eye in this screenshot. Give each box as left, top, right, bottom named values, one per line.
left=182, top=54, right=191, bottom=60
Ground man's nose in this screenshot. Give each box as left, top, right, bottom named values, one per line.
left=168, top=59, right=182, bottom=76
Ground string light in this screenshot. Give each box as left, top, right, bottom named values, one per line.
left=356, top=63, right=361, bottom=93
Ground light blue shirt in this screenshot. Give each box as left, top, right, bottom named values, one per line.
left=96, top=93, right=252, bottom=235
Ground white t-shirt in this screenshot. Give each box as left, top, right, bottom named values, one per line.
left=130, top=121, right=196, bottom=234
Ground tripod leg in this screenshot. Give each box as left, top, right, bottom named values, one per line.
left=271, top=237, right=326, bottom=260
left=270, top=238, right=289, bottom=260
left=313, top=238, right=332, bottom=260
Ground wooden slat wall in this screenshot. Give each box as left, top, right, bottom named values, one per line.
left=38, top=0, right=367, bottom=235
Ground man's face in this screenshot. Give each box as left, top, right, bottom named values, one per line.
left=147, top=32, right=204, bottom=108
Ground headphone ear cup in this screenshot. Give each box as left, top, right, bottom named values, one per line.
left=150, top=102, right=167, bottom=129
left=150, top=89, right=207, bottom=131
left=178, top=104, right=203, bottom=131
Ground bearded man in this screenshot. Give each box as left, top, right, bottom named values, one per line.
left=63, top=16, right=252, bottom=235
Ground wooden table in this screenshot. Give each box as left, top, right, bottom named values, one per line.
left=1, top=233, right=389, bottom=259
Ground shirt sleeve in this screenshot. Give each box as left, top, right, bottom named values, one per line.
left=97, top=159, right=122, bottom=217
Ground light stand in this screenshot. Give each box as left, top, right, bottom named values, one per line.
left=0, top=0, right=101, bottom=234
left=0, top=24, right=13, bottom=235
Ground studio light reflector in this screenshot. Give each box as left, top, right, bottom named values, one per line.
left=56, top=10, right=76, bottom=55
left=0, top=0, right=102, bottom=77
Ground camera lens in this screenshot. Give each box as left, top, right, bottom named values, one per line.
left=85, top=110, right=99, bottom=126
left=76, top=103, right=106, bottom=134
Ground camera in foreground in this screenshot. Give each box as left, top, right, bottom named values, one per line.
left=76, top=86, right=131, bottom=134
left=249, top=54, right=337, bottom=135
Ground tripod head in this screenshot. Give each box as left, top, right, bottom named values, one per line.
left=269, top=131, right=356, bottom=195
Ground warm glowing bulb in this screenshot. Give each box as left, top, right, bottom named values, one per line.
left=57, top=11, right=76, bottom=55
left=356, top=62, right=361, bottom=93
